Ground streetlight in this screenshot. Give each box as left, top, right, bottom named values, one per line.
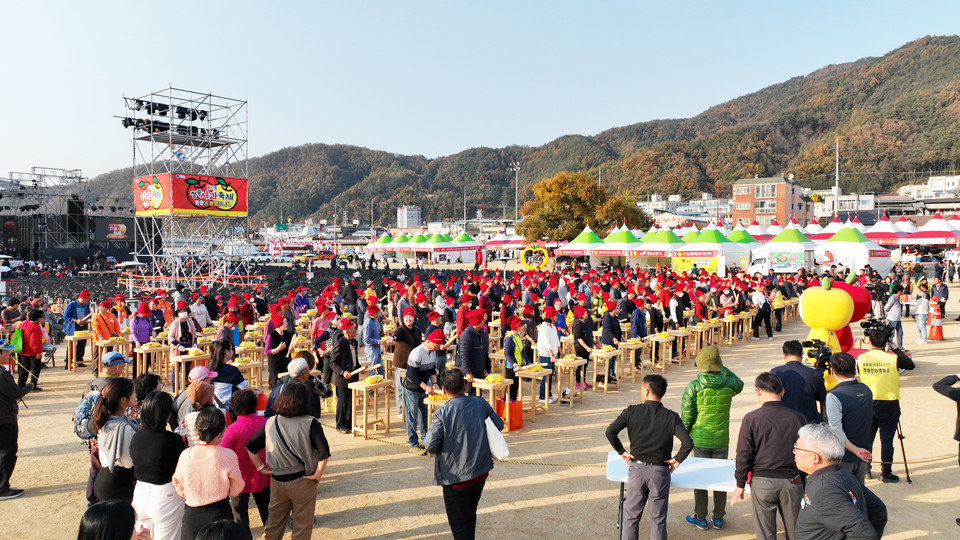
left=509, top=160, right=520, bottom=223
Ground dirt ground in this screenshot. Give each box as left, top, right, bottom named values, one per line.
left=4, top=288, right=960, bottom=539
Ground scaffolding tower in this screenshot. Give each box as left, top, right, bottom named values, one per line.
left=121, top=87, right=249, bottom=290
left=2, top=167, right=88, bottom=258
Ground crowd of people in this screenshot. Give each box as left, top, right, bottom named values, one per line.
left=0, top=256, right=957, bottom=539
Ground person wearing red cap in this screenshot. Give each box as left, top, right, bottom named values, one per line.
left=64, top=290, right=93, bottom=368
left=293, top=286, right=310, bottom=316
left=238, top=293, right=255, bottom=327
left=215, top=313, right=241, bottom=345
left=455, top=295, right=473, bottom=337
left=456, top=309, right=488, bottom=394
left=600, top=300, right=622, bottom=384
left=500, top=294, right=516, bottom=324
left=129, top=304, right=156, bottom=374
left=571, top=306, right=594, bottom=390
left=92, top=300, right=122, bottom=344
left=330, top=318, right=361, bottom=433
left=393, top=307, right=424, bottom=415
left=414, top=293, right=432, bottom=335
left=477, top=285, right=493, bottom=323
left=190, top=293, right=212, bottom=329
left=502, top=317, right=526, bottom=400
left=401, top=329, right=445, bottom=454
left=537, top=306, right=561, bottom=403
left=361, top=302, right=391, bottom=378
left=265, top=313, right=293, bottom=389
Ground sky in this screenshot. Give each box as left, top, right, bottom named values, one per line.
left=2, top=1, right=959, bottom=181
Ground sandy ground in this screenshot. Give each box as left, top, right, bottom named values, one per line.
left=4, top=289, right=960, bottom=539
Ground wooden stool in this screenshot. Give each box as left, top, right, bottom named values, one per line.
left=64, top=334, right=92, bottom=372
left=170, top=352, right=209, bottom=393
left=515, top=368, right=551, bottom=422
left=617, top=341, right=644, bottom=384
left=687, top=326, right=705, bottom=358
left=348, top=378, right=393, bottom=439
left=133, top=346, right=167, bottom=377
left=472, top=378, right=514, bottom=430
left=555, top=358, right=587, bottom=407
left=667, top=330, right=691, bottom=364
left=590, top=349, right=620, bottom=393
left=647, top=335, right=674, bottom=374
left=488, top=352, right=506, bottom=376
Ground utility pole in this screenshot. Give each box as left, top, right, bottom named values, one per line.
left=509, top=160, right=520, bottom=223
left=463, top=184, right=467, bottom=234
left=834, top=136, right=841, bottom=197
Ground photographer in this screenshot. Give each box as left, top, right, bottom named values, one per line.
left=856, top=324, right=915, bottom=483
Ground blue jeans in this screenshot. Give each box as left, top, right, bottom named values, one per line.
left=364, top=345, right=383, bottom=376
left=915, top=313, right=928, bottom=341
left=886, top=319, right=903, bottom=349
left=395, top=368, right=403, bottom=412
left=401, top=386, right=427, bottom=447
left=538, top=355, right=554, bottom=399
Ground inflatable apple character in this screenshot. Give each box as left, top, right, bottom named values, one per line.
left=798, top=277, right=854, bottom=354
left=830, top=275, right=872, bottom=352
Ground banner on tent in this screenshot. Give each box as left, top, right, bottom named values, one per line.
left=630, top=249, right=670, bottom=257
left=770, top=251, right=805, bottom=271
left=672, top=256, right=719, bottom=275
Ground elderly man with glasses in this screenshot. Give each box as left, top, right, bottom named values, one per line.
left=793, top=424, right=887, bottom=540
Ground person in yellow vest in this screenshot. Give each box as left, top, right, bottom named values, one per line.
left=855, top=325, right=915, bottom=482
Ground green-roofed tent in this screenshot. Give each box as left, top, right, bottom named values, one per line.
left=556, top=226, right=605, bottom=257
left=366, top=232, right=393, bottom=252
left=672, top=224, right=749, bottom=277
left=595, top=229, right=641, bottom=259
left=628, top=229, right=684, bottom=266
left=383, top=234, right=410, bottom=252
left=814, top=227, right=890, bottom=274
left=639, top=225, right=659, bottom=242
left=750, top=226, right=815, bottom=273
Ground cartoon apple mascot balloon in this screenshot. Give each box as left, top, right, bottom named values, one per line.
left=830, top=275, right=873, bottom=352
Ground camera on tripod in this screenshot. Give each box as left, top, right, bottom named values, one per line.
left=801, top=339, right=833, bottom=373
left=860, top=319, right=894, bottom=347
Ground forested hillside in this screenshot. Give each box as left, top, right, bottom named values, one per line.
left=87, top=36, right=960, bottom=226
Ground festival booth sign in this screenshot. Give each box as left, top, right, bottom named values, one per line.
left=863, top=213, right=906, bottom=246
left=894, top=212, right=918, bottom=234
left=671, top=227, right=748, bottom=277
left=897, top=211, right=960, bottom=246
left=133, top=173, right=248, bottom=216
left=745, top=219, right=772, bottom=243
left=816, top=227, right=892, bottom=274
left=628, top=229, right=684, bottom=267
left=808, top=214, right=845, bottom=243
left=556, top=226, right=606, bottom=263
left=365, top=232, right=393, bottom=253
left=749, top=227, right=816, bottom=273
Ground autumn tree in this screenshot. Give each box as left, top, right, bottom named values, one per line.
left=517, top=171, right=650, bottom=242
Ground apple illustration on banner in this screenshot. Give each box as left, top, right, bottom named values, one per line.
left=184, top=176, right=238, bottom=212
left=137, top=176, right=165, bottom=210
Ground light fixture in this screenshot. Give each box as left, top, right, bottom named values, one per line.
left=132, top=99, right=144, bottom=111
left=197, top=110, right=207, bottom=121
left=146, top=102, right=169, bottom=116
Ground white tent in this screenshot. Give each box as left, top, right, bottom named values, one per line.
left=672, top=228, right=749, bottom=277
left=746, top=219, right=772, bottom=243
left=847, top=215, right=867, bottom=232
left=894, top=213, right=917, bottom=234
left=863, top=213, right=906, bottom=246
left=556, top=226, right=606, bottom=262
left=809, top=215, right=844, bottom=243
left=629, top=229, right=684, bottom=267
left=815, top=227, right=891, bottom=275
left=898, top=211, right=960, bottom=246
left=766, top=218, right=784, bottom=236
left=751, top=227, right=817, bottom=273
left=804, top=218, right=823, bottom=235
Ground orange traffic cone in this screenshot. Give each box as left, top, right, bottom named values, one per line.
left=929, top=295, right=944, bottom=340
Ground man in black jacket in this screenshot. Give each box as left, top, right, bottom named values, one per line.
left=932, top=372, right=960, bottom=527
left=606, top=374, right=693, bottom=540
left=793, top=423, right=887, bottom=540
left=0, top=342, right=32, bottom=500
left=731, top=372, right=806, bottom=540
left=456, top=309, right=488, bottom=395
left=824, top=352, right=873, bottom=484
left=330, top=319, right=360, bottom=433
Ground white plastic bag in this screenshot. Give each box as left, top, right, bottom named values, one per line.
left=485, top=416, right=509, bottom=459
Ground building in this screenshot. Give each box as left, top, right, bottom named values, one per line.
left=897, top=175, right=960, bottom=200
left=731, top=174, right=813, bottom=227
left=636, top=194, right=682, bottom=216
left=397, top=205, right=421, bottom=229
left=814, top=192, right=876, bottom=218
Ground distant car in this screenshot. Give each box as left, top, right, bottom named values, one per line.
left=315, top=250, right=335, bottom=260
left=273, top=255, right=294, bottom=263
left=245, top=252, right=272, bottom=262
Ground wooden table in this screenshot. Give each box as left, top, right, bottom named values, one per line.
left=720, top=318, right=738, bottom=347
left=347, top=378, right=393, bottom=439
left=617, top=341, right=645, bottom=384
left=95, top=338, right=132, bottom=373
left=668, top=329, right=691, bottom=364
left=424, top=394, right=448, bottom=427
left=702, top=322, right=721, bottom=347
left=686, top=326, right=706, bottom=358
left=472, top=378, right=515, bottom=431
left=488, top=320, right=501, bottom=343
left=555, top=358, right=587, bottom=407
left=133, top=346, right=168, bottom=379
left=64, top=334, right=93, bottom=372
left=170, top=352, right=209, bottom=393
left=488, top=352, right=505, bottom=375
left=646, top=335, right=675, bottom=374
left=234, top=360, right=263, bottom=388
left=590, top=348, right=620, bottom=393
left=515, top=368, right=552, bottom=423
left=560, top=335, right=575, bottom=357
left=742, top=311, right=757, bottom=336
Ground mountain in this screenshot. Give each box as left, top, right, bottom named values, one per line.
left=86, top=35, right=960, bottom=226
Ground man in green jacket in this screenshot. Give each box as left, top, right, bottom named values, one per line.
left=681, top=345, right=743, bottom=531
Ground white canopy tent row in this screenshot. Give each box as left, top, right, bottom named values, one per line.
left=815, top=227, right=892, bottom=275
left=748, top=227, right=817, bottom=274
left=555, top=226, right=607, bottom=265
left=671, top=226, right=749, bottom=277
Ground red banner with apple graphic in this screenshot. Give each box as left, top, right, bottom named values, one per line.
left=133, top=173, right=248, bottom=217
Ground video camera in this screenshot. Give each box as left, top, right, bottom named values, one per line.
left=860, top=319, right=894, bottom=348
left=801, top=339, right=832, bottom=373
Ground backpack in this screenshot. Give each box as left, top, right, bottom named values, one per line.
left=73, top=383, right=101, bottom=440
left=9, top=327, right=22, bottom=353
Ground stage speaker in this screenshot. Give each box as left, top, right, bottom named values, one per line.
left=67, top=200, right=85, bottom=234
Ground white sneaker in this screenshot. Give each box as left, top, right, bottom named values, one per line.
left=548, top=396, right=558, bottom=404
left=918, top=339, right=927, bottom=344
left=914, top=339, right=923, bottom=344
